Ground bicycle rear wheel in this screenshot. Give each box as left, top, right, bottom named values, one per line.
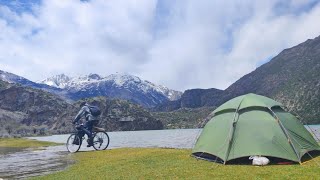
left=66, top=134, right=82, bottom=153
left=92, top=131, right=110, bottom=150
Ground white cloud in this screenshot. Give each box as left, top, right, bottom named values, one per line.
left=0, top=0, right=319, bottom=91
left=141, top=0, right=320, bottom=90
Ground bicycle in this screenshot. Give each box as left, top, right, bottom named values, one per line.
left=66, top=123, right=110, bottom=153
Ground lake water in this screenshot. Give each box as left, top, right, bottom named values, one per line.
left=27, top=125, right=320, bottom=148
left=28, top=129, right=203, bottom=149
left=304, top=125, right=320, bottom=141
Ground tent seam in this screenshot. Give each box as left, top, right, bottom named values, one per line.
left=224, top=96, right=245, bottom=164
left=268, top=107, right=302, bottom=164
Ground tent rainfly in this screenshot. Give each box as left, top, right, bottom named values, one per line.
left=192, top=93, right=320, bottom=164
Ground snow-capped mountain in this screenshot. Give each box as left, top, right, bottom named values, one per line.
left=1, top=70, right=37, bottom=86
left=40, top=74, right=71, bottom=88
left=40, top=73, right=182, bottom=107
left=0, top=69, right=182, bottom=107
left=0, top=70, right=63, bottom=93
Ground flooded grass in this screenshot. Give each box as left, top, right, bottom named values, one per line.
left=0, top=147, right=23, bottom=156
left=0, top=138, right=62, bottom=148
left=33, top=148, right=320, bottom=179
left=0, top=139, right=70, bottom=179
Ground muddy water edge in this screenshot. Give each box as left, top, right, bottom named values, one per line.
left=0, top=145, right=74, bottom=179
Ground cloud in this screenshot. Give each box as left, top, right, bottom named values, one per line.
left=0, top=0, right=319, bottom=91
left=141, top=0, right=320, bottom=90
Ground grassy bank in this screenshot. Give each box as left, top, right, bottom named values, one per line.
left=34, top=148, right=320, bottom=179
left=0, top=138, right=60, bottom=148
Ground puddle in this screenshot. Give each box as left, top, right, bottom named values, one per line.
left=0, top=146, right=74, bottom=179
left=0, top=147, right=24, bottom=156
left=0, top=136, right=101, bottom=179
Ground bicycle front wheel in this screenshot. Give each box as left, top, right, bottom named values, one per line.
left=93, top=131, right=110, bottom=150
left=66, top=134, right=82, bottom=153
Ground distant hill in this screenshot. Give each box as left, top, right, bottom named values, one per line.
left=152, top=107, right=215, bottom=129
left=154, top=88, right=223, bottom=111
left=155, top=35, right=320, bottom=124
left=0, top=79, right=75, bottom=137
left=0, top=80, right=163, bottom=137
left=223, top=35, right=320, bottom=124
left=76, top=97, right=163, bottom=132
left=0, top=70, right=65, bottom=95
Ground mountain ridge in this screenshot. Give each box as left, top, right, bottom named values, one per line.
left=40, top=73, right=182, bottom=107
left=0, top=79, right=163, bottom=137
left=0, top=71, right=182, bottom=108
left=154, top=88, right=223, bottom=111
left=0, top=70, right=65, bottom=94
left=222, top=35, right=320, bottom=123
left=40, top=73, right=182, bottom=101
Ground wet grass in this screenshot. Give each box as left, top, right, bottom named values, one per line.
left=34, top=148, right=320, bottom=179
left=0, top=138, right=61, bottom=148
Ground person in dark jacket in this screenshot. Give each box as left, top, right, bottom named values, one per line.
left=73, top=102, right=99, bottom=147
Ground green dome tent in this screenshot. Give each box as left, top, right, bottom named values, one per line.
left=192, top=93, right=320, bottom=164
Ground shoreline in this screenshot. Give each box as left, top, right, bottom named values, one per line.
left=1, top=126, right=320, bottom=179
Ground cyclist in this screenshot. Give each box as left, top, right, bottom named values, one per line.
left=73, top=102, right=100, bottom=147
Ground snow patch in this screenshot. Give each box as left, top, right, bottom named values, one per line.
left=39, top=73, right=182, bottom=101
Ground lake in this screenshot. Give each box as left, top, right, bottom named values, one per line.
left=28, top=128, right=203, bottom=149
left=28, top=125, right=320, bottom=148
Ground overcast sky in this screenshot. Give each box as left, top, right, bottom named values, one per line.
left=0, top=0, right=320, bottom=91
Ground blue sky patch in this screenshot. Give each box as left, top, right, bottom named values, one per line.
left=0, top=0, right=41, bottom=15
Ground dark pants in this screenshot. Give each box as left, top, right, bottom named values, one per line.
left=80, top=120, right=98, bottom=143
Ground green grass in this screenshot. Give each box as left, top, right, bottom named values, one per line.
left=0, top=138, right=61, bottom=148
left=33, top=148, right=320, bottom=179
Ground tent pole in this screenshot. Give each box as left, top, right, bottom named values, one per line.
left=270, top=108, right=320, bottom=166
left=224, top=97, right=245, bottom=164
left=286, top=110, right=320, bottom=166
left=289, top=135, right=320, bottom=166
left=291, top=110, right=320, bottom=143
left=269, top=108, right=320, bottom=167
left=269, top=108, right=302, bottom=164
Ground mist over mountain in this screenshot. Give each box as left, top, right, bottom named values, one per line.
left=223, top=35, right=320, bottom=124
left=155, top=35, right=320, bottom=124
left=1, top=34, right=319, bottom=137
